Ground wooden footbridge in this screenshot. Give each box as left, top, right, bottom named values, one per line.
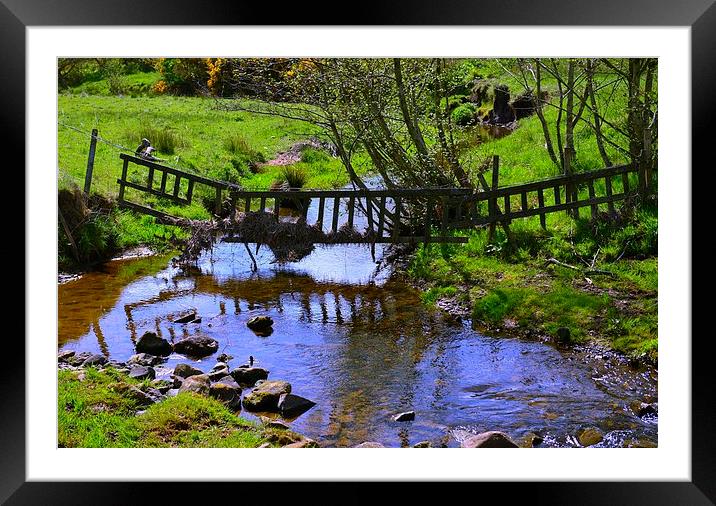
left=116, top=152, right=646, bottom=245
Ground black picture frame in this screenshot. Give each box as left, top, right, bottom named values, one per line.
left=6, top=1, right=712, bottom=503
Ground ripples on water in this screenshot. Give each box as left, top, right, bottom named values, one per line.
left=58, top=238, right=657, bottom=448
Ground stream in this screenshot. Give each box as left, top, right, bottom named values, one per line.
left=58, top=179, right=657, bottom=448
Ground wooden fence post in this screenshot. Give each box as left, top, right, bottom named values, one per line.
left=83, top=128, right=98, bottom=196
left=488, top=155, right=499, bottom=242
left=564, top=147, right=579, bottom=219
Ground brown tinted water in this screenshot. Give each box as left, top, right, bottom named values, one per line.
left=58, top=239, right=657, bottom=448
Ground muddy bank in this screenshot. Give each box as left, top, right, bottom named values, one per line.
left=58, top=246, right=160, bottom=284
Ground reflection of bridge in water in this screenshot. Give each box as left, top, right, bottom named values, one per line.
left=120, top=272, right=439, bottom=344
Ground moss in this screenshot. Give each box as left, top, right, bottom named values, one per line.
left=58, top=367, right=278, bottom=448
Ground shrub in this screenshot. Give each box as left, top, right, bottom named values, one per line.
left=300, top=146, right=331, bottom=164
left=131, top=126, right=184, bottom=155
left=451, top=103, right=477, bottom=126
left=281, top=165, right=308, bottom=188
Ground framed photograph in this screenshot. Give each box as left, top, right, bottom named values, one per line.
left=9, top=0, right=711, bottom=502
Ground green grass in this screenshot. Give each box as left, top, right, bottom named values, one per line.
left=59, top=90, right=368, bottom=198
left=407, top=221, right=657, bottom=360
left=58, top=367, right=292, bottom=448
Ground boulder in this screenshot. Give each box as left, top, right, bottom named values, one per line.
left=631, top=401, right=658, bottom=418
left=576, top=427, right=604, bottom=447
left=208, top=365, right=231, bottom=382
left=173, top=312, right=197, bottom=324
left=209, top=382, right=242, bottom=410
left=556, top=327, right=571, bottom=344
left=173, top=335, right=219, bottom=358
left=178, top=374, right=211, bottom=396
left=135, top=331, right=173, bottom=356
left=393, top=411, right=415, bottom=422
left=174, top=363, right=203, bottom=379
left=68, top=351, right=93, bottom=366
left=126, top=385, right=155, bottom=406
left=214, top=375, right=241, bottom=389
left=217, top=353, right=233, bottom=363
left=247, top=315, right=274, bottom=332
left=510, top=91, right=538, bottom=119
left=230, top=367, right=269, bottom=386
left=143, top=387, right=165, bottom=404
left=82, top=354, right=108, bottom=367
left=278, top=393, right=316, bottom=418
left=150, top=379, right=173, bottom=394
left=354, top=442, right=385, bottom=448
left=128, top=365, right=155, bottom=381
left=265, top=420, right=290, bottom=430
left=413, top=441, right=431, bottom=448
left=242, top=380, right=291, bottom=412
left=487, top=85, right=516, bottom=125
left=127, top=353, right=164, bottom=366
left=462, top=431, right=519, bottom=448
left=57, top=350, right=75, bottom=363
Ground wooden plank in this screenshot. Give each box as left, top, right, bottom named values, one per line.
left=259, top=196, right=267, bottom=213
left=489, top=156, right=499, bottom=241
left=118, top=179, right=190, bottom=205
left=215, top=187, right=222, bottom=215
left=521, top=191, right=528, bottom=212
left=377, top=196, right=386, bottom=238
left=273, top=197, right=280, bottom=221
left=159, top=170, right=168, bottom=194
left=472, top=192, right=631, bottom=225
left=229, top=191, right=238, bottom=224
left=622, top=171, right=630, bottom=194
left=244, top=197, right=251, bottom=213
left=83, top=128, right=98, bottom=195
left=331, top=196, right=340, bottom=233
left=147, top=166, right=155, bottom=190
left=365, top=197, right=375, bottom=237
left=537, top=188, right=546, bottom=230
left=173, top=174, right=182, bottom=199
left=186, top=180, right=195, bottom=204
left=118, top=200, right=179, bottom=220
left=441, top=196, right=449, bottom=235
left=503, top=194, right=511, bottom=221
left=605, top=176, right=615, bottom=215
left=554, top=185, right=561, bottom=205
left=392, top=197, right=401, bottom=242
left=120, top=153, right=234, bottom=190
left=316, top=197, right=325, bottom=230
left=588, top=180, right=598, bottom=219
left=118, top=157, right=129, bottom=202
left=477, top=173, right=491, bottom=193
left=572, top=189, right=580, bottom=219
left=224, top=235, right=469, bottom=245
left=347, top=196, right=355, bottom=229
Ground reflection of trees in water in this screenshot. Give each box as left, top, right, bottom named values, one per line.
left=65, top=266, right=459, bottom=446
left=58, top=254, right=173, bottom=347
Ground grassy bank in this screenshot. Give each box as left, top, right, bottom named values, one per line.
left=59, top=367, right=307, bottom=448
left=58, top=74, right=371, bottom=270
left=408, top=77, right=657, bottom=363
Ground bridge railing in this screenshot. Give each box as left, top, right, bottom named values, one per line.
left=117, top=153, right=642, bottom=244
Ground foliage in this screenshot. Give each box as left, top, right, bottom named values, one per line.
left=154, top=58, right=208, bottom=95
left=451, top=103, right=477, bottom=126
left=281, top=165, right=308, bottom=188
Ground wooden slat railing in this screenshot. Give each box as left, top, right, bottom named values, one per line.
left=117, top=153, right=641, bottom=245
